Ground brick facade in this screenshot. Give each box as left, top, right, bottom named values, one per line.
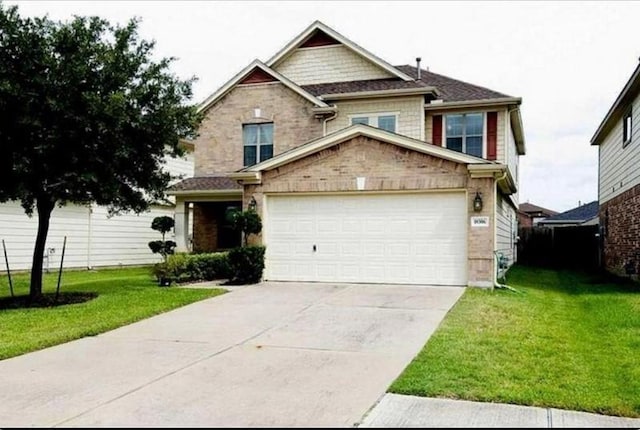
left=243, top=135, right=496, bottom=286
left=600, top=183, right=640, bottom=277
left=194, top=82, right=323, bottom=175
left=192, top=202, right=241, bottom=252
left=193, top=203, right=218, bottom=252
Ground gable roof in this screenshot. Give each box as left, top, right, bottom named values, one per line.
left=519, top=202, right=558, bottom=216
left=538, top=201, right=599, bottom=224
left=197, top=60, right=328, bottom=114
left=591, top=61, right=640, bottom=145
left=266, top=21, right=414, bottom=82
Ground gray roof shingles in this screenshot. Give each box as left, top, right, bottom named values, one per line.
left=168, top=176, right=241, bottom=192
left=542, top=201, right=599, bottom=222
left=301, top=65, right=512, bottom=102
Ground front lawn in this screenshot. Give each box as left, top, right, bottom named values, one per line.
left=0, top=267, right=224, bottom=360
left=390, top=265, right=640, bottom=418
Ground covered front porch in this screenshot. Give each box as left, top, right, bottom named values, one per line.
left=168, top=177, right=244, bottom=253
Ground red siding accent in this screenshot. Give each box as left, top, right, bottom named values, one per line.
left=487, top=112, right=497, bottom=160
left=432, top=115, right=442, bottom=146
left=240, top=68, right=278, bottom=85
left=300, top=30, right=341, bottom=48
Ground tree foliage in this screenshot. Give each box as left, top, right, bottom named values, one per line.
left=0, top=5, right=202, bottom=299
left=148, top=216, right=176, bottom=261
left=226, top=209, right=262, bottom=246
left=151, top=216, right=175, bottom=241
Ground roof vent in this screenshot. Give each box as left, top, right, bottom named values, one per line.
left=416, top=57, right=422, bottom=80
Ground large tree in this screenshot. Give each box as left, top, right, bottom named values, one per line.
left=0, top=5, right=202, bottom=300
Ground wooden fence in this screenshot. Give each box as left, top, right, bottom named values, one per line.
left=517, top=225, right=601, bottom=270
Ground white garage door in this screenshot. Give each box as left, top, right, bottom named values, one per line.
left=265, top=192, right=467, bottom=286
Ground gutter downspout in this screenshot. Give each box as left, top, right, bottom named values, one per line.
left=322, top=105, right=338, bottom=136
left=493, top=169, right=515, bottom=291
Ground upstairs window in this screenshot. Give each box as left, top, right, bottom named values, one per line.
left=446, top=113, right=483, bottom=158
left=623, top=108, right=632, bottom=147
left=243, top=123, right=273, bottom=166
left=350, top=113, right=397, bottom=133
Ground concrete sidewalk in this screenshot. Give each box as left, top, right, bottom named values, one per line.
left=359, top=393, right=640, bottom=428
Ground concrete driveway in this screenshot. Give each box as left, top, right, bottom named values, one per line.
left=0, top=282, right=463, bottom=427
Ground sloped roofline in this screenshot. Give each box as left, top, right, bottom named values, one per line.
left=230, top=124, right=496, bottom=179
left=266, top=20, right=413, bottom=82
left=591, top=61, right=640, bottom=145
left=197, top=60, right=328, bottom=114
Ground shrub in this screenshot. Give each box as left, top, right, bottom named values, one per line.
left=228, top=245, right=266, bottom=285
left=148, top=215, right=176, bottom=262
left=152, top=252, right=230, bottom=285
left=227, top=209, right=262, bottom=246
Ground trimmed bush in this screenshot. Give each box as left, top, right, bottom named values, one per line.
left=228, top=245, right=266, bottom=285
left=152, top=252, right=230, bottom=285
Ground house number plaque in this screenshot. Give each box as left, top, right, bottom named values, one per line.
left=470, top=216, right=490, bottom=227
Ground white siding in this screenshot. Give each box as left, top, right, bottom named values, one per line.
left=496, top=192, right=517, bottom=266
left=165, top=151, right=195, bottom=203
left=327, top=96, right=424, bottom=140
left=0, top=203, right=90, bottom=272
left=599, top=91, right=640, bottom=203
left=506, top=114, right=520, bottom=203
left=274, top=45, right=394, bottom=85
left=0, top=152, right=194, bottom=272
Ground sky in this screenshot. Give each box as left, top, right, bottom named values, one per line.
left=6, top=0, right=640, bottom=213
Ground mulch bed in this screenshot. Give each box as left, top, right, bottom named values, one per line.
left=0, top=292, right=98, bottom=310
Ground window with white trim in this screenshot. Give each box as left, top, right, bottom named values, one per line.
left=623, top=107, right=632, bottom=147
left=243, top=123, right=273, bottom=166
left=350, top=114, right=397, bottom=133
left=445, top=113, right=483, bottom=157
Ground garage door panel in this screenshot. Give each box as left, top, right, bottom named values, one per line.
left=363, top=241, right=384, bottom=257
left=341, top=220, right=361, bottom=234
left=265, top=193, right=467, bottom=286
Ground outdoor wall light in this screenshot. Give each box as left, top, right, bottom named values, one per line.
left=473, top=191, right=483, bottom=212
left=248, top=196, right=257, bottom=211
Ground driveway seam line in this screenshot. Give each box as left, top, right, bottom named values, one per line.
left=547, top=408, right=553, bottom=427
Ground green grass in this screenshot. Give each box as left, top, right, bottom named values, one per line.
left=390, top=265, right=640, bottom=418
left=0, top=267, right=225, bottom=360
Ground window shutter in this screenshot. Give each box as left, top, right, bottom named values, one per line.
left=487, top=112, right=497, bottom=160
left=432, top=115, right=442, bottom=146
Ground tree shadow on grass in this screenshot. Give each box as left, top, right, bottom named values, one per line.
left=0, top=292, right=98, bottom=310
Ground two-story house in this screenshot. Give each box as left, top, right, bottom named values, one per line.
left=168, top=21, right=526, bottom=287
left=591, top=60, right=640, bottom=277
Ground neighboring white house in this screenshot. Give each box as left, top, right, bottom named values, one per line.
left=0, top=149, right=194, bottom=272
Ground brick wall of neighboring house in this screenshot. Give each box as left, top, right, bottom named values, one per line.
left=601, top=183, right=640, bottom=277
left=518, top=212, right=533, bottom=228
left=243, top=135, right=496, bottom=286
left=273, top=45, right=394, bottom=85
left=195, top=82, right=324, bottom=175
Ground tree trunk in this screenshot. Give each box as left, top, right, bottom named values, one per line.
left=29, top=198, right=55, bottom=301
